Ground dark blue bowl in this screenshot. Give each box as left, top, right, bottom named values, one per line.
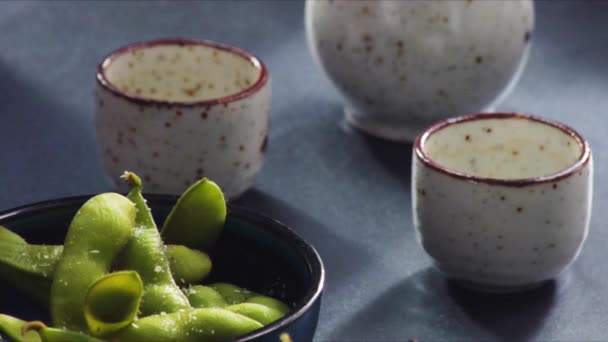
left=0, top=194, right=324, bottom=342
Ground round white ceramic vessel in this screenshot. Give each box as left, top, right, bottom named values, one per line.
left=95, top=39, right=270, bottom=198
left=306, top=0, right=534, bottom=141
left=412, top=113, right=593, bottom=292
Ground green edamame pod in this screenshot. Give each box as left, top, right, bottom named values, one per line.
left=110, top=308, right=263, bottom=342
left=120, top=172, right=190, bottom=316
left=0, top=239, right=208, bottom=308
left=0, top=241, right=53, bottom=306
left=50, top=193, right=136, bottom=331
left=0, top=226, right=26, bottom=244
left=167, top=245, right=212, bottom=285
left=161, top=178, right=226, bottom=251
left=22, top=322, right=103, bottom=342
left=209, top=283, right=255, bottom=305
left=0, top=314, right=40, bottom=342
left=186, top=285, right=228, bottom=308
left=246, top=296, right=291, bottom=316
left=0, top=241, right=58, bottom=278
left=225, top=303, right=286, bottom=325
left=84, top=271, right=143, bottom=337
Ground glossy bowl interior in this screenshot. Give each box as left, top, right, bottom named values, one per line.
left=0, top=195, right=324, bottom=342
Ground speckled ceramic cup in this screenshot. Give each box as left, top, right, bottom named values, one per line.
left=95, top=39, right=270, bottom=198
left=306, top=0, right=534, bottom=142
left=412, top=113, right=593, bottom=292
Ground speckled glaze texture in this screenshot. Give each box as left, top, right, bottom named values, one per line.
left=412, top=114, right=593, bottom=291
left=305, top=0, right=534, bottom=141
left=95, top=39, right=270, bottom=198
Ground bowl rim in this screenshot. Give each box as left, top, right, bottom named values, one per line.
left=414, top=112, right=592, bottom=187
left=96, top=38, right=269, bottom=108
left=0, top=194, right=324, bottom=341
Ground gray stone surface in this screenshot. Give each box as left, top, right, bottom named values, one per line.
left=0, top=1, right=606, bottom=340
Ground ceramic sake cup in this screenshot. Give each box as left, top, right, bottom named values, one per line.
left=412, top=113, right=593, bottom=292
left=306, top=0, right=534, bottom=142
left=95, top=38, right=270, bottom=198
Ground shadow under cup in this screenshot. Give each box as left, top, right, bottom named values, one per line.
left=95, top=38, right=270, bottom=198
left=412, top=113, right=593, bottom=292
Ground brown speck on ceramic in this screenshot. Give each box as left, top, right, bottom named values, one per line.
left=220, top=136, right=226, bottom=143
left=516, top=207, right=523, bottom=213
left=153, top=152, right=159, bottom=158
left=129, top=126, right=136, bottom=133
left=362, top=33, right=372, bottom=43
left=484, top=127, right=492, bottom=133
left=245, top=162, right=251, bottom=169
left=465, top=134, right=471, bottom=141
left=361, top=6, right=369, bottom=15
left=201, top=111, right=208, bottom=119
left=165, top=122, right=172, bottom=128
left=365, top=45, right=373, bottom=53
left=176, top=110, right=182, bottom=116
left=196, top=168, right=204, bottom=175
left=128, top=62, right=134, bottom=68
left=539, top=144, right=545, bottom=151
left=239, top=145, right=245, bottom=151
left=260, top=135, right=268, bottom=153
left=475, top=56, right=483, bottom=64
left=512, top=150, right=519, bottom=156
left=150, top=87, right=157, bottom=94
left=375, top=56, right=384, bottom=65
left=336, top=43, right=343, bottom=51
left=552, top=184, right=558, bottom=189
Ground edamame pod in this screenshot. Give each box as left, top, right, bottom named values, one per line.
left=0, top=314, right=40, bottom=342
left=186, top=285, right=228, bottom=308
left=84, top=271, right=143, bottom=337
left=22, top=322, right=102, bottom=342
left=0, top=226, right=26, bottom=244
left=161, top=178, right=226, bottom=251
left=120, top=172, right=190, bottom=316
left=110, top=308, right=263, bottom=342
left=209, top=283, right=255, bottom=305
left=50, top=193, right=136, bottom=331
left=225, top=303, right=286, bottom=325
left=0, top=239, right=210, bottom=308
left=246, top=296, right=291, bottom=316
left=167, top=245, right=212, bottom=285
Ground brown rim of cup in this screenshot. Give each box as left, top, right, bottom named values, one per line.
left=96, top=38, right=269, bottom=108
left=414, top=113, right=591, bottom=187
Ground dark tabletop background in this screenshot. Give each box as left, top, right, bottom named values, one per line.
left=1, top=1, right=607, bottom=341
